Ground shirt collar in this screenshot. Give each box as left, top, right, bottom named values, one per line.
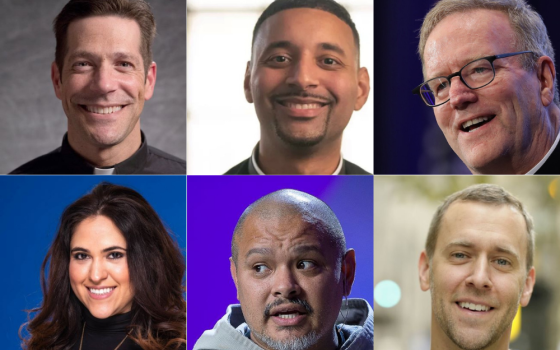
left=526, top=130, right=560, bottom=174
left=61, top=132, right=148, bottom=174
left=249, top=143, right=344, bottom=175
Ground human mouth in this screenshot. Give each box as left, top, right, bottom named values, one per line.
left=457, top=301, right=493, bottom=312
left=87, top=287, right=116, bottom=299
left=269, top=306, right=309, bottom=326
left=80, top=105, right=125, bottom=115
left=460, top=115, right=495, bottom=132
left=274, top=98, right=330, bottom=118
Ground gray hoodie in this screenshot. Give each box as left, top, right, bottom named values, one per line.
left=193, top=298, right=373, bottom=350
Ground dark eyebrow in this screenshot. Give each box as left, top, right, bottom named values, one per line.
left=67, top=50, right=139, bottom=63
left=292, top=244, right=323, bottom=255
left=261, top=41, right=295, bottom=55
left=67, top=50, right=97, bottom=62
left=318, top=42, right=346, bottom=57
left=70, top=246, right=127, bottom=253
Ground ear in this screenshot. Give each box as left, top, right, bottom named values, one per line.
left=143, top=61, right=157, bottom=100
left=520, top=267, right=536, bottom=307
left=418, top=251, right=431, bottom=292
left=51, top=62, right=63, bottom=101
left=230, top=257, right=240, bottom=300
left=537, top=55, right=556, bottom=107
left=354, top=67, right=371, bottom=111
left=341, top=249, right=357, bottom=296
left=244, top=61, right=253, bottom=103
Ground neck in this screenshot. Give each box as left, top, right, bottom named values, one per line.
left=67, top=123, right=142, bottom=168
left=470, top=104, right=560, bottom=174
left=258, top=137, right=342, bottom=175
left=430, top=315, right=511, bottom=350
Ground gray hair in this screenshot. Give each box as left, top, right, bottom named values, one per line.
left=426, top=183, right=535, bottom=271
left=418, top=0, right=558, bottom=105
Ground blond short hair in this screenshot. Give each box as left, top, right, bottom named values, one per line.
left=418, top=0, right=558, bottom=104
left=426, top=184, right=535, bottom=271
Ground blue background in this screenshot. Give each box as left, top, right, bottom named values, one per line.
left=187, top=176, right=373, bottom=350
left=374, top=0, right=560, bottom=174
left=0, top=176, right=186, bottom=349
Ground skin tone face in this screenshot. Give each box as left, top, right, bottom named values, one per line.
left=423, top=9, right=559, bottom=174
left=418, top=201, right=535, bottom=350
left=245, top=8, right=370, bottom=174
left=69, top=215, right=134, bottom=319
left=230, top=206, right=356, bottom=350
left=51, top=16, right=157, bottom=167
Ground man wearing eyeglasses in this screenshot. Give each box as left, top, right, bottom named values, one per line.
left=413, top=0, right=560, bottom=174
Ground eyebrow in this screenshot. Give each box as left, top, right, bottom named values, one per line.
left=70, top=246, right=127, bottom=253
left=67, top=50, right=140, bottom=63
left=292, top=244, right=323, bottom=255
left=444, top=240, right=520, bottom=261
left=245, top=247, right=274, bottom=259
left=318, top=42, right=346, bottom=57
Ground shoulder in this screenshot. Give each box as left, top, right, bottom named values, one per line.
left=224, top=158, right=251, bottom=175
left=9, top=148, right=64, bottom=174
left=145, top=146, right=186, bottom=174
left=342, top=159, right=372, bottom=175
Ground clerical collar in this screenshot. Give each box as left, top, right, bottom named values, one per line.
left=61, top=132, right=149, bottom=174
left=249, top=143, right=343, bottom=175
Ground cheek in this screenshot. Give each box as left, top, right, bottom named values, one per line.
left=68, top=262, right=85, bottom=289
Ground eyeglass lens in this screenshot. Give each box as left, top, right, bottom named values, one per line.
left=420, top=59, right=494, bottom=106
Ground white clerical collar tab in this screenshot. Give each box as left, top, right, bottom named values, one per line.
left=94, top=167, right=115, bottom=175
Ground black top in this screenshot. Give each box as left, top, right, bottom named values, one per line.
left=9, top=132, right=186, bottom=175
left=71, top=308, right=186, bottom=350
left=535, top=140, right=560, bottom=174
left=71, top=309, right=141, bottom=350
left=224, top=157, right=372, bottom=175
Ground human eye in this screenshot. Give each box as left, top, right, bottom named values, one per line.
left=450, top=252, right=467, bottom=260
left=72, top=61, right=92, bottom=70
left=266, top=55, right=291, bottom=67
left=253, top=264, right=271, bottom=274
left=320, top=57, right=341, bottom=66
left=108, top=251, right=125, bottom=259
left=297, top=260, right=317, bottom=270
left=72, top=252, right=89, bottom=260
left=117, top=61, right=134, bottom=68
left=494, top=258, right=511, bottom=267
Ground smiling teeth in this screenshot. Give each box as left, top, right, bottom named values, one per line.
left=89, top=288, right=114, bottom=295
left=462, top=116, right=489, bottom=130
left=285, top=103, right=322, bottom=109
left=278, top=313, right=298, bottom=319
left=460, top=302, right=490, bottom=311
left=86, top=106, right=123, bottom=114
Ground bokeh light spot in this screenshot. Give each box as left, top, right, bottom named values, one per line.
left=374, top=280, right=401, bottom=308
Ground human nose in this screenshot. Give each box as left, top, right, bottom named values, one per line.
left=272, top=266, right=301, bottom=298
left=88, top=258, right=108, bottom=283
left=448, top=76, right=478, bottom=109
left=285, top=55, right=319, bottom=90
left=465, top=258, right=493, bottom=290
left=90, top=64, right=118, bottom=94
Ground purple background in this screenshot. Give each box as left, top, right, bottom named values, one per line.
left=186, top=176, right=373, bottom=348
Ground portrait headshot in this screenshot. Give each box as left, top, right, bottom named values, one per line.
left=374, top=176, right=560, bottom=350
left=186, top=0, right=373, bottom=175
left=375, top=0, right=560, bottom=174
left=1, top=0, right=186, bottom=174
left=0, top=176, right=186, bottom=349
left=187, top=176, right=373, bottom=350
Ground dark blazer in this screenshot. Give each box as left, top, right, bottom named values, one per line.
left=224, top=158, right=372, bottom=175
left=535, top=143, right=560, bottom=174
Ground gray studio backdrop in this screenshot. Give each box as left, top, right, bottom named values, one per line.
left=0, top=0, right=186, bottom=174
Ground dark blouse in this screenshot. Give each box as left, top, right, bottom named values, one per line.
left=71, top=309, right=141, bottom=350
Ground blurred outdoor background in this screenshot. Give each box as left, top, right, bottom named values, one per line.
left=186, top=0, right=373, bottom=174
left=374, top=176, right=560, bottom=350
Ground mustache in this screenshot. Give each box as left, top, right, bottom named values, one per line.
left=263, top=298, right=314, bottom=318
left=272, top=91, right=334, bottom=104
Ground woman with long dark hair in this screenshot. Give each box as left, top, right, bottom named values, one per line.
left=21, top=183, right=186, bottom=350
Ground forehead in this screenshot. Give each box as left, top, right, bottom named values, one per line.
left=65, top=15, right=142, bottom=54
left=254, top=8, right=356, bottom=56
left=436, top=201, right=527, bottom=259
left=423, top=9, right=516, bottom=76
left=237, top=210, right=333, bottom=257
left=71, top=215, right=127, bottom=247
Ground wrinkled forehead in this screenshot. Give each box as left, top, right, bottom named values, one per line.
left=423, top=9, right=516, bottom=77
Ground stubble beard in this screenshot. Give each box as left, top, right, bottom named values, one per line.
left=430, top=269, right=521, bottom=350
left=272, top=108, right=332, bottom=148
left=252, top=328, right=321, bottom=350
